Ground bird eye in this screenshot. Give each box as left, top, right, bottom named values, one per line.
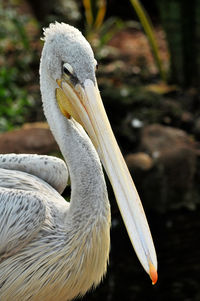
left=63, top=63, right=73, bottom=76
left=94, top=59, right=98, bottom=71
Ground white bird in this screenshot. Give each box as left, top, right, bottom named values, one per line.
left=0, top=22, right=157, bottom=301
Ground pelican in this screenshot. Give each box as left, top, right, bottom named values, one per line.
left=0, top=22, right=157, bottom=301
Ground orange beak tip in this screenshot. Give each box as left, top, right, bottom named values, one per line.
left=149, top=261, right=158, bottom=285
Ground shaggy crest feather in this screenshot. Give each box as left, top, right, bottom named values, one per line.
left=42, top=22, right=83, bottom=42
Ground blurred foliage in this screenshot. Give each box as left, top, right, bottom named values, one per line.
left=0, top=1, right=39, bottom=64
left=83, top=0, right=107, bottom=29
left=0, top=0, right=167, bottom=133
left=156, top=0, right=200, bottom=88
left=82, top=0, right=138, bottom=54
left=129, top=0, right=166, bottom=81
left=27, top=0, right=81, bottom=26
left=82, top=0, right=165, bottom=83
left=0, top=67, right=33, bottom=132
left=0, top=0, right=39, bottom=132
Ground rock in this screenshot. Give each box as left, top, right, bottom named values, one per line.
left=125, top=152, right=153, bottom=171
left=128, top=124, right=198, bottom=212
left=140, top=124, right=195, bottom=159
left=0, top=122, right=59, bottom=154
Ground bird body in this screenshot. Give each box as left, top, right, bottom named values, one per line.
left=0, top=22, right=157, bottom=300
left=0, top=132, right=110, bottom=301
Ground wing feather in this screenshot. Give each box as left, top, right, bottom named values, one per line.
left=0, top=188, right=46, bottom=261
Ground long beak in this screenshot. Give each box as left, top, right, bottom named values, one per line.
left=56, top=78, right=158, bottom=284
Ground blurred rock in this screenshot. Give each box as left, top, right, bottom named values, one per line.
left=0, top=122, right=58, bottom=154
left=141, top=123, right=195, bottom=159
left=125, top=152, right=153, bottom=171
left=128, top=124, right=198, bottom=212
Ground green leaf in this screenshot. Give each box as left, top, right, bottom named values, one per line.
left=129, top=0, right=166, bottom=81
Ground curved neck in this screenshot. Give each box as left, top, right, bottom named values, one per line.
left=40, top=63, right=108, bottom=217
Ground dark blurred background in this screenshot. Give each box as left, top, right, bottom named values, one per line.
left=0, top=0, right=200, bottom=300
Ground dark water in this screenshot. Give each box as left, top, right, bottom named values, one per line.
left=82, top=203, right=200, bottom=301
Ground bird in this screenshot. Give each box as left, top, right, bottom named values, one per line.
left=0, top=22, right=157, bottom=301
